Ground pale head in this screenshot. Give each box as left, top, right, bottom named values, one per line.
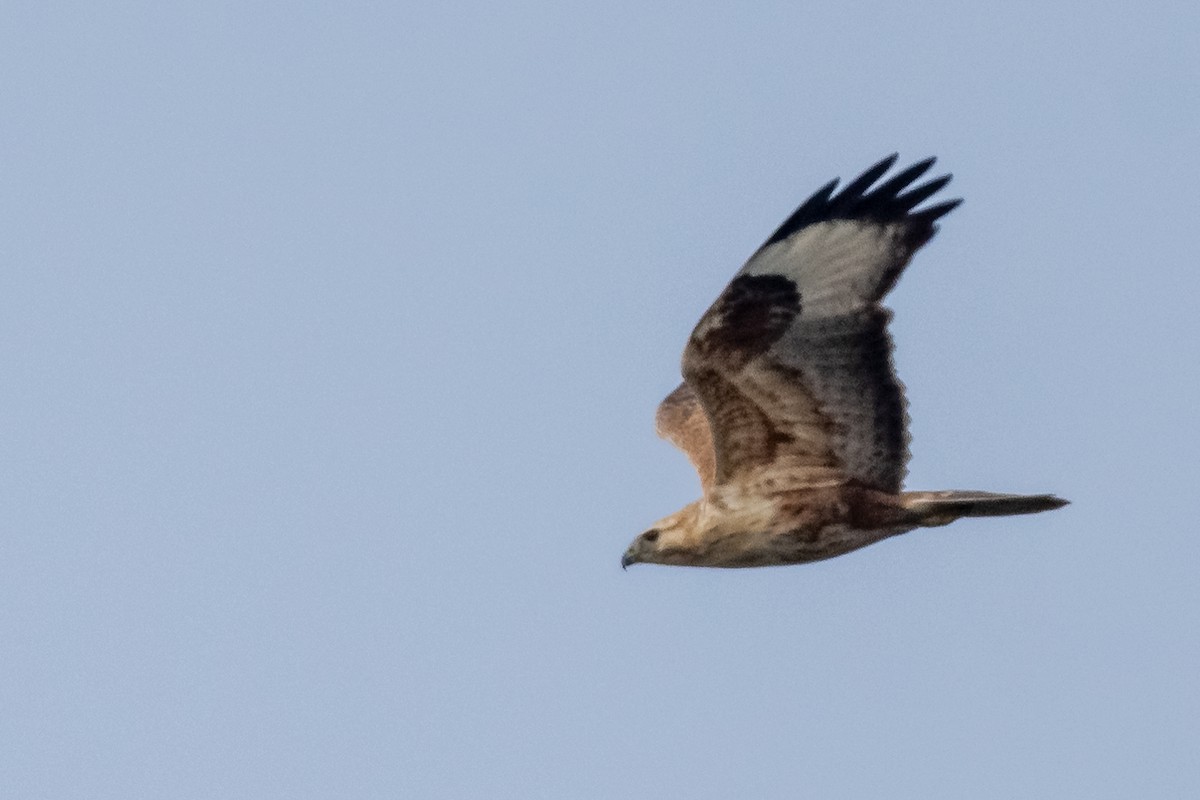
left=621, top=502, right=702, bottom=569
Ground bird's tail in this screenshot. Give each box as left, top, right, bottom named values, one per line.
left=900, top=490, right=1069, bottom=527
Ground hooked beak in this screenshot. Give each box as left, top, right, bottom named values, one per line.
left=621, top=551, right=635, bottom=570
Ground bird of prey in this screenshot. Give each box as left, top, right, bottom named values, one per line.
left=622, top=154, right=1067, bottom=569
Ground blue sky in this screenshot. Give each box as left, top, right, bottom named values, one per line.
left=3, top=2, right=1198, bottom=797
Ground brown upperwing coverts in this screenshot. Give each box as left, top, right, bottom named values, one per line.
left=623, top=154, right=1067, bottom=569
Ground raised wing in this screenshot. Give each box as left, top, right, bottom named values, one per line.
left=682, top=154, right=960, bottom=492
left=655, top=382, right=716, bottom=492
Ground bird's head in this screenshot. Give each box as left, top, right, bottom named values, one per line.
left=621, top=502, right=702, bottom=569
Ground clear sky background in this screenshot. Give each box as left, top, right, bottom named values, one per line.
left=3, top=2, right=1198, bottom=798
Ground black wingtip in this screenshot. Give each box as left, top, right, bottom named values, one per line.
left=834, top=154, right=900, bottom=202
left=878, top=152, right=901, bottom=169
left=761, top=154, right=960, bottom=249
left=895, top=174, right=953, bottom=211
left=913, top=197, right=963, bottom=224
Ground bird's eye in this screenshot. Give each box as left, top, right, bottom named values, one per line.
left=642, top=529, right=660, bottom=543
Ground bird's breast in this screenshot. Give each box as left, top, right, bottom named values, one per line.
left=692, top=484, right=912, bottom=566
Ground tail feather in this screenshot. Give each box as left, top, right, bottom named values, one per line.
left=901, top=490, right=1069, bottom=527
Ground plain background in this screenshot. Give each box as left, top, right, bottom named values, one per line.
left=3, top=2, right=1198, bottom=798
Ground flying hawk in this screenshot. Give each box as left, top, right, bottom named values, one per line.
left=622, top=154, right=1067, bottom=569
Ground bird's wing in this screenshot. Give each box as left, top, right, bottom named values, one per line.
left=682, top=154, right=961, bottom=493
left=655, top=382, right=716, bottom=493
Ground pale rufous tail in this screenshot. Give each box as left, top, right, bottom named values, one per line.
left=901, top=490, right=1069, bottom=527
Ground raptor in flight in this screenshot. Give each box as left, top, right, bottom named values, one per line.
left=622, top=155, right=1067, bottom=569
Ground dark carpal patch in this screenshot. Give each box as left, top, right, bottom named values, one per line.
left=701, top=274, right=801, bottom=360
